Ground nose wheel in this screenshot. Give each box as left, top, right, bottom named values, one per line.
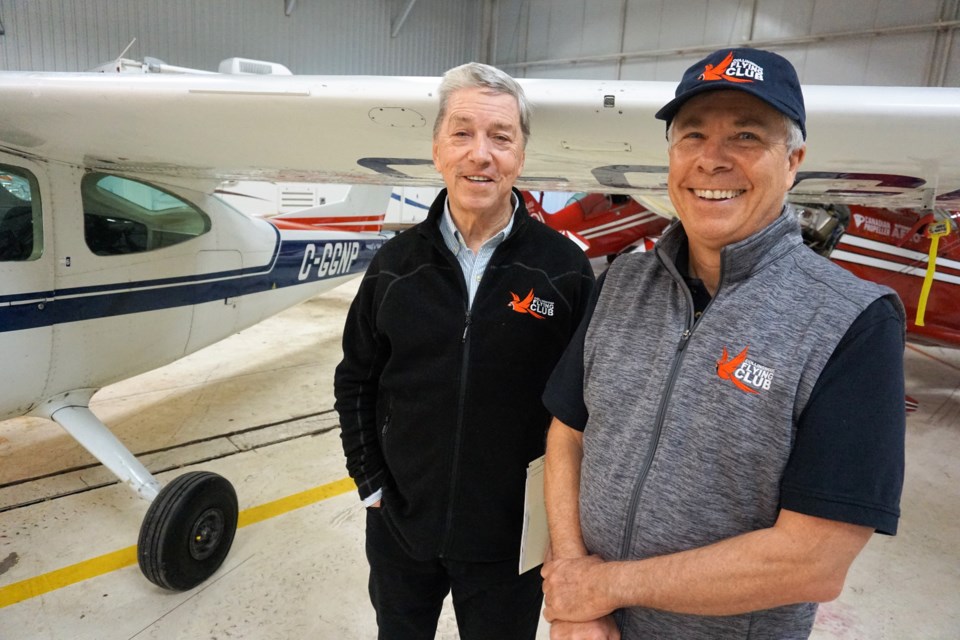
left=137, top=471, right=239, bottom=591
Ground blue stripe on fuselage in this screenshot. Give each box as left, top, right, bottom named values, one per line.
left=390, top=192, right=431, bottom=211
left=0, top=238, right=383, bottom=333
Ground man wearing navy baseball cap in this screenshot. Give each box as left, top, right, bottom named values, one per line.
left=655, top=48, right=807, bottom=139
left=541, top=48, right=905, bottom=638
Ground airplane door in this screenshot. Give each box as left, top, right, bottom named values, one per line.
left=0, top=158, right=54, bottom=417
left=185, top=250, right=242, bottom=354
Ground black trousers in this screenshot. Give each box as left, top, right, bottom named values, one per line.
left=365, top=508, right=543, bottom=640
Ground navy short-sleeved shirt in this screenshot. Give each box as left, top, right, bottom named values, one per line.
left=543, top=261, right=905, bottom=535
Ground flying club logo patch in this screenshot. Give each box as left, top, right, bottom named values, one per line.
left=716, top=345, right=775, bottom=394
left=699, top=51, right=763, bottom=83
left=508, top=289, right=554, bottom=319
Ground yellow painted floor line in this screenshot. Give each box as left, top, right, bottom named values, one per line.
left=0, top=476, right=356, bottom=609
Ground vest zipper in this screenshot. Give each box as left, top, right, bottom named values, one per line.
left=613, top=325, right=692, bottom=631
left=612, top=276, right=700, bottom=634
left=617, top=325, right=692, bottom=559
left=613, top=270, right=702, bottom=633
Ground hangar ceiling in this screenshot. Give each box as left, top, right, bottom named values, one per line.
left=0, top=0, right=956, bottom=86
left=490, top=0, right=960, bottom=86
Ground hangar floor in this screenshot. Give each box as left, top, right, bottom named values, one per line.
left=0, top=277, right=958, bottom=640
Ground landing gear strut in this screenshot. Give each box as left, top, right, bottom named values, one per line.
left=34, top=391, right=239, bottom=591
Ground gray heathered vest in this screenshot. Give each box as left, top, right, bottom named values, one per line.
left=580, top=209, right=898, bottom=639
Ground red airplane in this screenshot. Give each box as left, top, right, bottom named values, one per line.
left=521, top=190, right=960, bottom=349
left=522, top=191, right=669, bottom=259
left=808, top=204, right=960, bottom=348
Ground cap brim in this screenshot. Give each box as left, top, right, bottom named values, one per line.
left=654, top=83, right=728, bottom=123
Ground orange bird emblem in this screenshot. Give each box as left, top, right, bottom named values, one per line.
left=508, top=289, right=545, bottom=319
left=716, top=345, right=759, bottom=394
left=699, top=51, right=753, bottom=83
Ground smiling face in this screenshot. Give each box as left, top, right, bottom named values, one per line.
left=432, top=86, right=525, bottom=223
left=667, top=90, right=805, bottom=255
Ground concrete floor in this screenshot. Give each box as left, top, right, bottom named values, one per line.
left=0, top=277, right=958, bottom=639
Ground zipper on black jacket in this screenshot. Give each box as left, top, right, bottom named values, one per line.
left=435, top=210, right=519, bottom=557
left=435, top=234, right=473, bottom=556
left=440, top=309, right=473, bottom=556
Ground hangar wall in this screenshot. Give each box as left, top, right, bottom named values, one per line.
left=0, top=0, right=483, bottom=74
left=492, top=0, right=960, bottom=86
left=0, top=0, right=957, bottom=86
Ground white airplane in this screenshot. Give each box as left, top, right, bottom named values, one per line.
left=214, top=179, right=438, bottom=230
left=0, top=118, right=392, bottom=590
left=1, top=58, right=959, bottom=591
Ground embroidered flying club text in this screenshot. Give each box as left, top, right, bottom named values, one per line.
left=698, top=51, right=762, bottom=83
left=508, top=289, right=554, bottom=319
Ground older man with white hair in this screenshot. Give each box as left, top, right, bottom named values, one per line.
left=336, top=62, right=594, bottom=639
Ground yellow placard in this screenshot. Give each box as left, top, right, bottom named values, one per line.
left=916, top=218, right=953, bottom=326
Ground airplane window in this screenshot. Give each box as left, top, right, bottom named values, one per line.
left=81, top=173, right=211, bottom=256
left=565, top=192, right=589, bottom=207
left=0, top=164, right=43, bottom=262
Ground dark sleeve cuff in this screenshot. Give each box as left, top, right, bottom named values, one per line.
left=780, top=488, right=900, bottom=535
left=543, top=382, right=588, bottom=431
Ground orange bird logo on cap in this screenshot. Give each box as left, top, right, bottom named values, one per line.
left=699, top=51, right=754, bottom=83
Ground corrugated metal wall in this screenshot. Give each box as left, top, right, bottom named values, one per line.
left=493, top=0, right=960, bottom=86
left=0, top=0, right=483, bottom=74
left=1, top=0, right=957, bottom=85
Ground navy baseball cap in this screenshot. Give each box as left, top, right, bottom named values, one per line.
left=655, top=48, right=806, bottom=139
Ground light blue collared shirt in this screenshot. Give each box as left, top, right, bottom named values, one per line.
left=439, top=194, right=518, bottom=309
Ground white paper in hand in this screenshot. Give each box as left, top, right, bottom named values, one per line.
left=519, top=454, right=548, bottom=574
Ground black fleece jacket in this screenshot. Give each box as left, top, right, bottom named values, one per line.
left=335, top=188, right=594, bottom=562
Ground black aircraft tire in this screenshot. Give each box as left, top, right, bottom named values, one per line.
left=137, top=471, right=239, bottom=591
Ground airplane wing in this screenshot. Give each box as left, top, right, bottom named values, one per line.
left=2, top=68, right=958, bottom=594
left=0, top=72, right=959, bottom=208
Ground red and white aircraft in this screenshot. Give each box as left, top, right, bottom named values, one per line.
left=1, top=59, right=958, bottom=590
left=523, top=191, right=668, bottom=258
left=520, top=191, right=960, bottom=349
left=821, top=204, right=960, bottom=348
